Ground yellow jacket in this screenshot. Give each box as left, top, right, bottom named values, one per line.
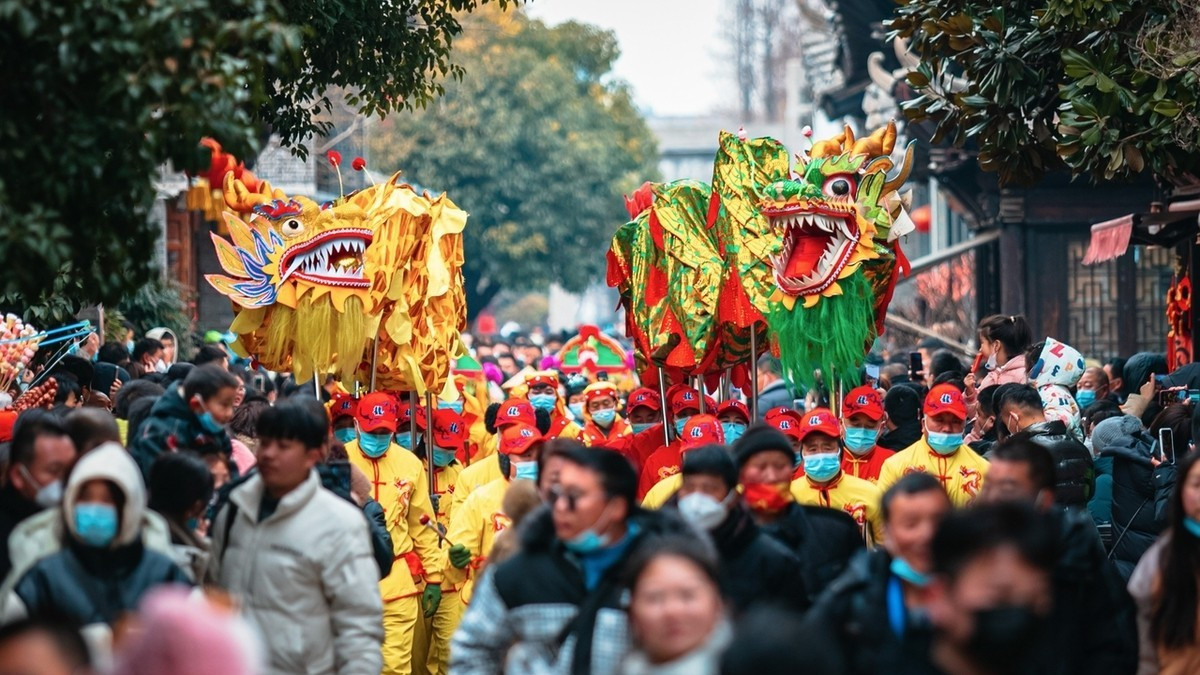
left=429, top=461, right=462, bottom=529
left=877, top=438, right=989, bottom=508
left=451, top=453, right=504, bottom=515
left=443, top=478, right=512, bottom=602
left=790, top=472, right=884, bottom=544
left=641, top=473, right=682, bottom=509
left=346, top=439, right=443, bottom=602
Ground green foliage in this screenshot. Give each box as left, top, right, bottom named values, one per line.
left=369, top=11, right=660, bottom=313
left=263, top=0, right=514, bottom=152
left=0, top=0, right=300, bottom=313
left=0, top=0, right=506, bottom=317
left=889, top=0, right=1200, bottom=184
left=116, top=279, right=193, bottom=355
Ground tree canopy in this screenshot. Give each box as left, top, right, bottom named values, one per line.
left=369, top=10, right=660, bottom=314
left=889, top=0, right=1200, bottom=185
left=0, top=0, right=507, bottom=317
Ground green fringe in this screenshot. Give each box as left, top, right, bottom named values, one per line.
left=767, top=272, right=877, bottom=392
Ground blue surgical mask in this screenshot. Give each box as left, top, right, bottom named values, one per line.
left=564, top=528, right=609, bottom=554
left=632, top=422, right=655, bottom=435
left=186, top=517, right=199, bottom=532
left=513, top=461, right=539, bottom=482
left=125, top=340, right=135, bottom=354
left=568, top=402, right=585, bottom=420
left=591, top=408, right=616, bottom=427
left=197, top=411, right=223, bottom=435
left=721, top=422, right=747, bottom=444
left=674, top=416, right=691, bottom=437
left=1075, top=389, right=1097, bottom=408
left=529, top=393, right=557, bottom=412
left=358, top=432, right=392, bottom=458
left=440, top=400, right=464, bottom=415
left=395, top=432, right=414, bottom=451
left=803, top=452, right=842, bottom=483
left=927, top=431, right=964, bottom=456
left=1184, top=517, right=1200, bottom=539
left=333, top=427, right=357, bottom=445
left=432, top=448, right=457, bottom=468
left=75, top=502, right=118, bottom=548
left=890, top=556, right=932, bottom=587
left=844, top=427, right=879, bottom=455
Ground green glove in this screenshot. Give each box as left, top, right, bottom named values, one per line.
left=448, top=543, right=472, bottom=569
left=422, top=583, right=442, bottom=618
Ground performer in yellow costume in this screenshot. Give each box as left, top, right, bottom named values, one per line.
left=345, top=392, right=443, bottom=674
left=788, top=408, right=883, bottom=543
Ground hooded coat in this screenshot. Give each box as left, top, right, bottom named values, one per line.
left=1096, top=416, right=1167, bottom=580
left=6, top=443, right=191, bottom=626
left=1030, top=338, right=1086, bottom=439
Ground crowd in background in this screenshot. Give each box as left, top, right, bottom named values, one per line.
left=0, top=315, right=1199, bottom=674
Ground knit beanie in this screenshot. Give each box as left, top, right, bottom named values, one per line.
left=733, top=425, right=796, bottom=468
left=1090, top=414, right=1143, bottom=454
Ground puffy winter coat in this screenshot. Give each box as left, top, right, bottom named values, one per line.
left=756, top=380, right=794, bottom=420
left=1022, top=420, right=1094, bottom=508
left=207, top=470, right=384, bottom=675
left=451, top=506, right=693, bottom=675
left=5, top=442, right=191, bottom=626
left=129, top=386, right=233, bottom=480
left=758, top=502, right=864, bottom=603
left=696, top=500, right=807, bottom=614
left=1102, top=432, right=1166, bottom=580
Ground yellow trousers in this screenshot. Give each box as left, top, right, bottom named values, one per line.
left=381, top=595, right=419, bottom=674
left=425, top=590, right=467, bottom=675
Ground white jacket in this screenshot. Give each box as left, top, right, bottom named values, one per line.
left=207, top=470, right=383, bottom=675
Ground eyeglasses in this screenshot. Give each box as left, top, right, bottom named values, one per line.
left=548, top=486, right=591, bottom=511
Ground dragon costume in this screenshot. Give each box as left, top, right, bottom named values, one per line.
left=204, top=152, right=468, bottom=397
left=608, top=122, right=913, bottom=390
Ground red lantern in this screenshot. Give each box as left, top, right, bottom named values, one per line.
left=911, top=204, right=932, bottom=234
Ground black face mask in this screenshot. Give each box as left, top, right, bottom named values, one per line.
left=965, top=605, right=1043, bottom=673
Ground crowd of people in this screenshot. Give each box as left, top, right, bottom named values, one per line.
left=0, top=315, right=1199, bottom=674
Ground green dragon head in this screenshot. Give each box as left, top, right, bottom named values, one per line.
left=757, top=122, right=913, bottom=310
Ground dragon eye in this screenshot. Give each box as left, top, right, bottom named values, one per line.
left=822, top=175, right=857, bottom=200
left=280, top=219, right=305, bottom=238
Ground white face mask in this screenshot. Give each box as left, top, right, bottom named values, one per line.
left=20, top=465, right=63, bottom=508
left=985, top=351, right=998, bottom=371
left=677, top=491, right=732, bottom=531
left=153, top=358, right=168, bottom=374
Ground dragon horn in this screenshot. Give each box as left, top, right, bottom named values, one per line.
left=883, top=140, right=916, bottom=195
left=223, top=172, right=270, bottom=213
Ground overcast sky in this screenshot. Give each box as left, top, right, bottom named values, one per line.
left=523, top=0, right=730, bottom=118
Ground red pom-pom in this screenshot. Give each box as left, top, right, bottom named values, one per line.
left=327, top=150, right=342, bottom=167
left=352, top=157, right=366, bottom=171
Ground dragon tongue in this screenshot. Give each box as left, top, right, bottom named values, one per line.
left=784, top=231, right=832, bottom=280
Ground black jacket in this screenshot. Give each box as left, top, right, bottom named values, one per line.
left=14, top=540, right=191, bottom=626
left=484, top=506, right=692, bottom=674
left=759, top=502, right=864, bottom=603
left=1023, top=421, right=1094, bottom=508
left=708, top=501, right=808, bottom=613
left=802, top=549, right=938, bottom=675
left=1100, top=432, right=1163, bottom=580
left=1029, top=509, right=1138, bottom=675
left=129, top=386, right=233, bottom=480
left=0, top=483, right=42, bottom=581
left=878, top=423, right=923, bottom=453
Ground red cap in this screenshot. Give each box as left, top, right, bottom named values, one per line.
left=583, top=382, right=619, bottom=405
left=627, top=388, right=661, bottom=412
left=716, top=400, right=750, bottom=424
left=397, top=400, right=421, bottom=428
left=356, top=392, right=399, bottom=433
left=0, top=410, right=16, bottom=443
left=329, top=393, right=358, bottom=422
left=764, top=407, right=804, bottom=441
left=669, top=387, right=702, bottom=416
left=524, top=371, right=559, bottom=389
left=499, top=422, right=543, bottom=455
left=680, top=414, right=724, bottom=449
left=496, top=398, right=537, bottom=429
left=924, top=384, right=967, bottom=421
left=842, top=386, right=884, bottom=422
left=425, top=409, right=467, bottom=448
left=797, top=408, right=841, bottom=442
